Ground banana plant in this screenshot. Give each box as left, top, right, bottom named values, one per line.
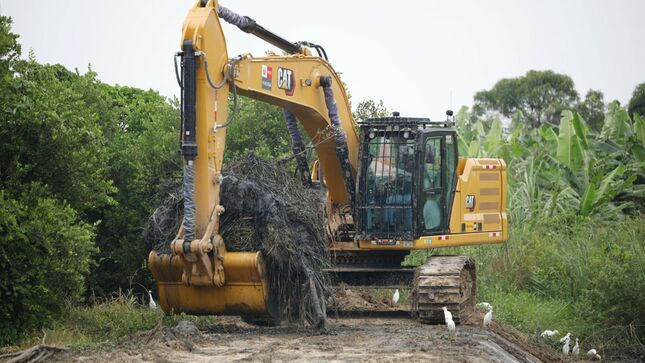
left=458, top=102, right=642, bottom=219
left=601, top=101, right=632, bottom=144
left=556, top=111, right=587, bottom=172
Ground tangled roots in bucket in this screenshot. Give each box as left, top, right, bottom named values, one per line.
left=144, top=180, right=182, bottom=254
left=220, top=155, right=329, bottom=329
left=145, top=154, right=330, bottom=329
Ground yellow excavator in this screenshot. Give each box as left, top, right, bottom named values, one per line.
left=149, top=0, right=507, bottom=325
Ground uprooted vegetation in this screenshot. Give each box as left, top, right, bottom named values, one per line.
left=145, top=154, right=330, bottom=329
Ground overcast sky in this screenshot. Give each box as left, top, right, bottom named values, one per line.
left=2, top=0, right=644, bottom=119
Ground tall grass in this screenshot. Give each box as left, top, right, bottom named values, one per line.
left=406, top=215, right=645, bottom=350
left=12, top=289, right=217, bottom=351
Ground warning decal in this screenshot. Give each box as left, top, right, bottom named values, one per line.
left=261, top=65, right=272, bottom=90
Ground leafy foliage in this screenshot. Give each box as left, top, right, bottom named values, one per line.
left=440, top=96, right=645, bottom=346
left=0, top=189, right=96, bottom=345
left=1, top=60, right=117, bottom=215
left=87, top=86, right=180, bottom=296
left=474, top=70, right=579, bottom=127
left=459, top=101, right=643, bottom=219
left=628, top=82, right=645, bottom=118
left=577, top=89, right=605, bottom=131
left=224, top=96, right=293, bottom=161
left=353, top=99, right=389, bottom=121
left=0, top=17, right=180, bottom=344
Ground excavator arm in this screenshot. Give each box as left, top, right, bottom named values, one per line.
left=149, top=0, right=359, bottom=319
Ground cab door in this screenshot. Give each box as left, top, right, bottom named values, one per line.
left=417, top=131, right=458, bottom=235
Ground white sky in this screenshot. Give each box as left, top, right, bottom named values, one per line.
left=2, top=0, right=644, bottom=119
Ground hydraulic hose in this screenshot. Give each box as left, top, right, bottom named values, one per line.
left=180, top=41, right=198, bottom=244
left=182, top=162, right=196, bottom=245
left=217, top=5, right=301, bottom=54
left=283, top=109, right=312, bottom=187
left=321, top=77, right=356, bottom=207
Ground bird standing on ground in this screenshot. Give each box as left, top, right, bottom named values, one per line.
left=483, top=307, right=493, bottom=328
left=572, top=338, right=579, bottom=355
left=148, top=290, right=157, bottom=309
left=587, top=349, right=601, bottom=360
left=541, top=330, right=559, bottom=338
left=442, top=306, right=455, bottom=332
left=392, top=289, right=400, bottom=304
left=562, top=336, right=570, bottom=355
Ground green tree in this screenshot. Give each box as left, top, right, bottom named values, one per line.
left=577, top=89, right=605, bottom=131
left=0, top=18, right=105, bottom=343
left=0, top=188, right=96, bottom=345
left=224, top=96, right=293, bottom=161
left=0, top=17, right=185, bottom=343
left=0, top=16, right=20, bottom=107
left=88, top=86, right=181, bottom=295
left=353, top=99, right=389, bottom=121
left=628, top=82, right=645, bottom=118
left=474, top=70, right=579, bottom=128
left=0, top=59, right=116, bottom=215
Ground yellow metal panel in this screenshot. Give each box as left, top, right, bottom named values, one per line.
left=448, top=158, right=507, bottom=235
left=149, top=251, right=272, bottom=316
left=358, top=231, right=505, bottom=250
left=479, top=202, right=500, bottom=211
left=479, top=172, right=499, bottom=181
left=480, top=188, right=500, bottom=196
left=234, top=56, right=358, bottom=204
left=483, top=213, right=501, bottom=223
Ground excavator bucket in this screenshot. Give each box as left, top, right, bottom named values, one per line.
left=148, top=251, right=279, bottom=319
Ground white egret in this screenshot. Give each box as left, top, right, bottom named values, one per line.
left=541, top=330, right=559, bottom=338
left=442, top=306, right=455, bottom=332
left=483, top=307, right=493, bottom=328
left=562, top=336, right=570, bottom=355
left=392, top=289, right=400, bottom=304
left=572, top=338, right=579, bottom=355
left=587, top=349, right=601, bottom=360
left=148, top=290, right=157, bottom=309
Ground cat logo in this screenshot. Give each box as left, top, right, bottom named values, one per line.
left=277, top=67, right=295, bottom=96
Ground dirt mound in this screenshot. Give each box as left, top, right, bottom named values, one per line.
left=328, top=287, right=397, bottom=312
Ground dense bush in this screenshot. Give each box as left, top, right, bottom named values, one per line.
left=0, top=189, right=96, bottom=345
left=583, top=219, right=645, bottom=331
left=0, top=16, right=180, bottom=344
left=87, top=86, right=180, bottom=295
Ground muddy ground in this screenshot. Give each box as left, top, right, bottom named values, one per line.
left=69, top=311, right=564, bottom=363
left=58, top=288, right=572, bottom=362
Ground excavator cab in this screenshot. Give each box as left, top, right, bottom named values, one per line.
left=355, top=115, right=458, bottom=241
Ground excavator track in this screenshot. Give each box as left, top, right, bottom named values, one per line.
left=411, top=255, right=476, bottom=324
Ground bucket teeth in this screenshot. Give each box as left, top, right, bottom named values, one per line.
left=411, top=256, right=476, bottom=324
